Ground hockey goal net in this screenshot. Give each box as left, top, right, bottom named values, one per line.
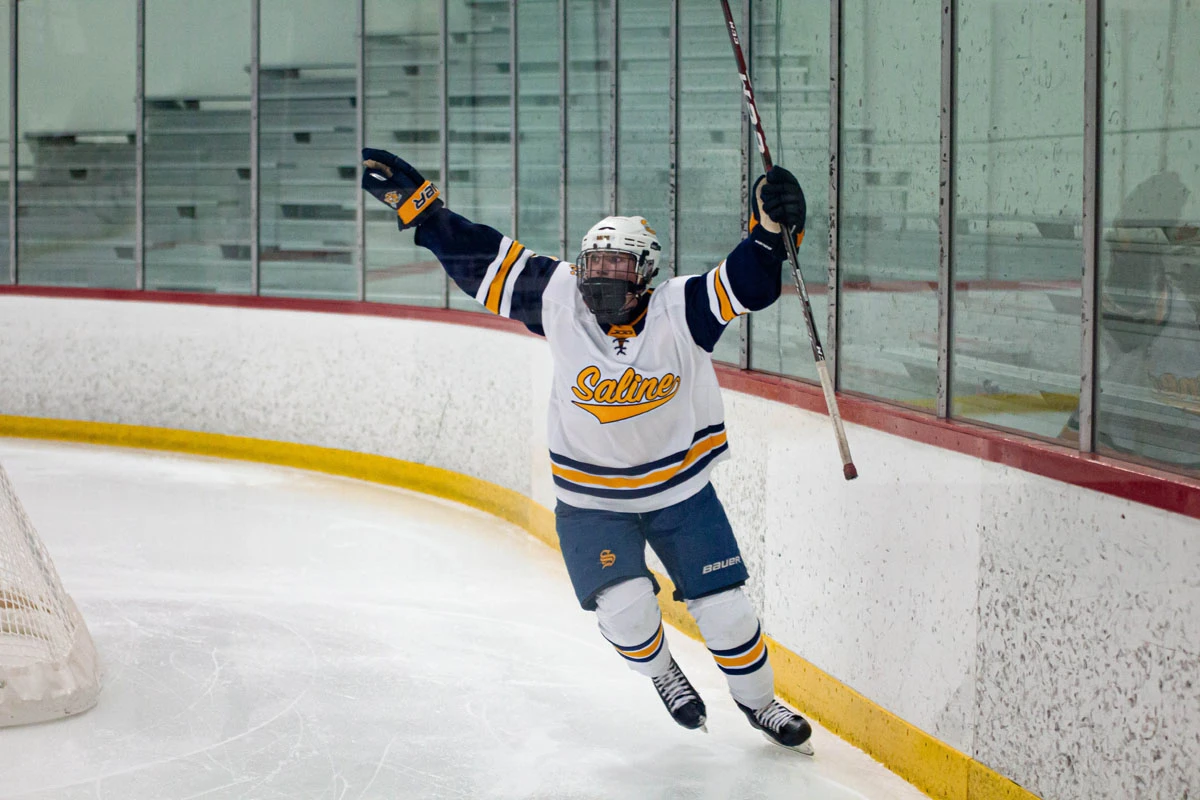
left=0, top=460, right=100, bottom=726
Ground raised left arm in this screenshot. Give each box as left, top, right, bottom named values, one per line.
left=683, top=167, right=805, bottom=352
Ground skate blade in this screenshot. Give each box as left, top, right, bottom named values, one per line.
left=761, top=731, right=814, bottom=757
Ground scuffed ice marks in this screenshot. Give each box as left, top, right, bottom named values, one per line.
left=1, top=441, right=929, bottom=800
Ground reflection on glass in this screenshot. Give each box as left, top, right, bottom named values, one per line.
left=1089, top=1, right=1200, bottom=474
left=447, top=0, right=512, bottom=312
left=365, top=0, right=444, bottom=305
left=951, top=1, right=1082, bottom=438
left=17, top=1, right=136, bottom=288
left=145, top=0, right=251, bottom=293
left=565, top=0, right=613, bottom=257
left=616, top=0, right=670, bottom=273
left=259, top=0, right=358, bottom=299
left=747, top=0, right=829, bottom=377
left=516, top=0, right=562, bottom=257
left=838, top=0, right=939, bottom=406
left=678, top=0, right=744, bottom=365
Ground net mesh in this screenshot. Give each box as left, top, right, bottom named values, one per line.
left=0, top=459, right=100, bottom=725
left=0, top=462, right=76, bottom=667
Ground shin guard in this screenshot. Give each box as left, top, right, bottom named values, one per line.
left=687, top=588, right=774, bottom=710
left=594, top=577, right=672, bottom=678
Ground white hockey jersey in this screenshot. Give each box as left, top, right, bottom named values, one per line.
left=415, top=210, right=787, bottom=512
left=539, top=268, right=730, bottom=511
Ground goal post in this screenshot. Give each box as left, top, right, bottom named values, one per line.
left=0, top=460, right=100, bottom=727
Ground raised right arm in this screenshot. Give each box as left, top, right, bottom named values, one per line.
left=361, top=148, right=561, bottom=336
left=413, top=208, right=562, bottom=336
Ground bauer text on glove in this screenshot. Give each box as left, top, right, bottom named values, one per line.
left=361, top=147, right=444, bottom=230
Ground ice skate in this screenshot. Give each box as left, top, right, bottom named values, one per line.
left=737, top=700, right=814, bottom=755
left=651, top=659, right=707, bottom=731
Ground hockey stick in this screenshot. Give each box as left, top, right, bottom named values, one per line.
left=718, top=0, right=857, bottom=480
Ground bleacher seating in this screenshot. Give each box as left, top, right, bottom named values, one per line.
left=8, top=0, right=1090, bottom=349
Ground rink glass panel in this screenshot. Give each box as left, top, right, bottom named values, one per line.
left=746, top=0, right=830, bottom=380
left=565, top=0, right=614, bottom=257
left=837, top=0, right=940, bottom=407
left=1094, top=1, right=1200, bottom=474
left=364, top=0, right=445, bottom=307
left=950, top=1, right=1084, bottom=440
left=676, top=0, right=744, bottom=367
left=0, top=10, right=8, bottom=275
left=446, top=0, right=512, bottom=314
left=16, top=0, right=136, bottom=289
left=616, top=0, right=670, bottom=280
left=516, top=0, right=562, bottom=259
left=257, top=0, right=358, bottom=300
left=144, top=0, right=252, bottom=295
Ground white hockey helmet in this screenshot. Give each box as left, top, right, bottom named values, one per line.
left=576, top=215, right=662, bottom=321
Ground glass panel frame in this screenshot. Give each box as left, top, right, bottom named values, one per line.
left=257, top=0, right=359, bottom=300
left=565, top=0, right=614, bottom=258
left=364, top=0, right=446, bottom=306
left=516, top=0, right=563, bottom=258
left=1093, top=0, right=1200, bottom=474
left=616, top=0, right=671, bottom=274
left=677, top=0, right=745, bottom=367
left=747, top=0, right=831, bottom=378
left=837, top=0, right=941, bottom=409
left=446, top=0, right=512, bottom=312
left=144, top=0, right=252, bottom=294
left=950, top=0, right=1085, bottom=441
left=0, top=5, right=10, bottom=282
left=16, top=0, right=137, bottom=289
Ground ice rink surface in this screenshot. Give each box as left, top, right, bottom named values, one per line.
left=0, top=440, right=928, bottom=800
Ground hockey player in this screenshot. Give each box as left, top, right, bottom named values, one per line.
left=362, top=147, right=814, bottom=754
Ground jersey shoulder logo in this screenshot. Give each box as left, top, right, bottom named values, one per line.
left=571, top=366, right=680, bottom=423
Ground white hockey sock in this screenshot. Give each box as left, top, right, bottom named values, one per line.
left=594, top=577, right=673, bottom=678
left=687, top=588, right=774, bottom=710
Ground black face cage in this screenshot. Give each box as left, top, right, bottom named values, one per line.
left=575, top=248, right=655, bottom=321
left=575, top=248, right=650, bottom=286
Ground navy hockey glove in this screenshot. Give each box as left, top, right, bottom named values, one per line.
left=361, top=148, right=444, bottom=230
left=751, top=166, right=806, bottom=240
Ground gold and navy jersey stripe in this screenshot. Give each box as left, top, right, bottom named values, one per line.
left=705, top=261, right=749, bottom=325
left=605, top=622, right=665, bottom=664
left=413, top=208, right=560, bottom=336
left=709, top=624, right=769, bottom=676
left=683, top=225, right=785, bottom=353
left=474, top=237, right=532, bottom=316
left=550, top=423, right=728, bottom=500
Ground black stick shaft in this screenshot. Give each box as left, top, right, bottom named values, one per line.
left=718, top=0, right=858, bottom=480
left=719, top=0, right=774, bottom=170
